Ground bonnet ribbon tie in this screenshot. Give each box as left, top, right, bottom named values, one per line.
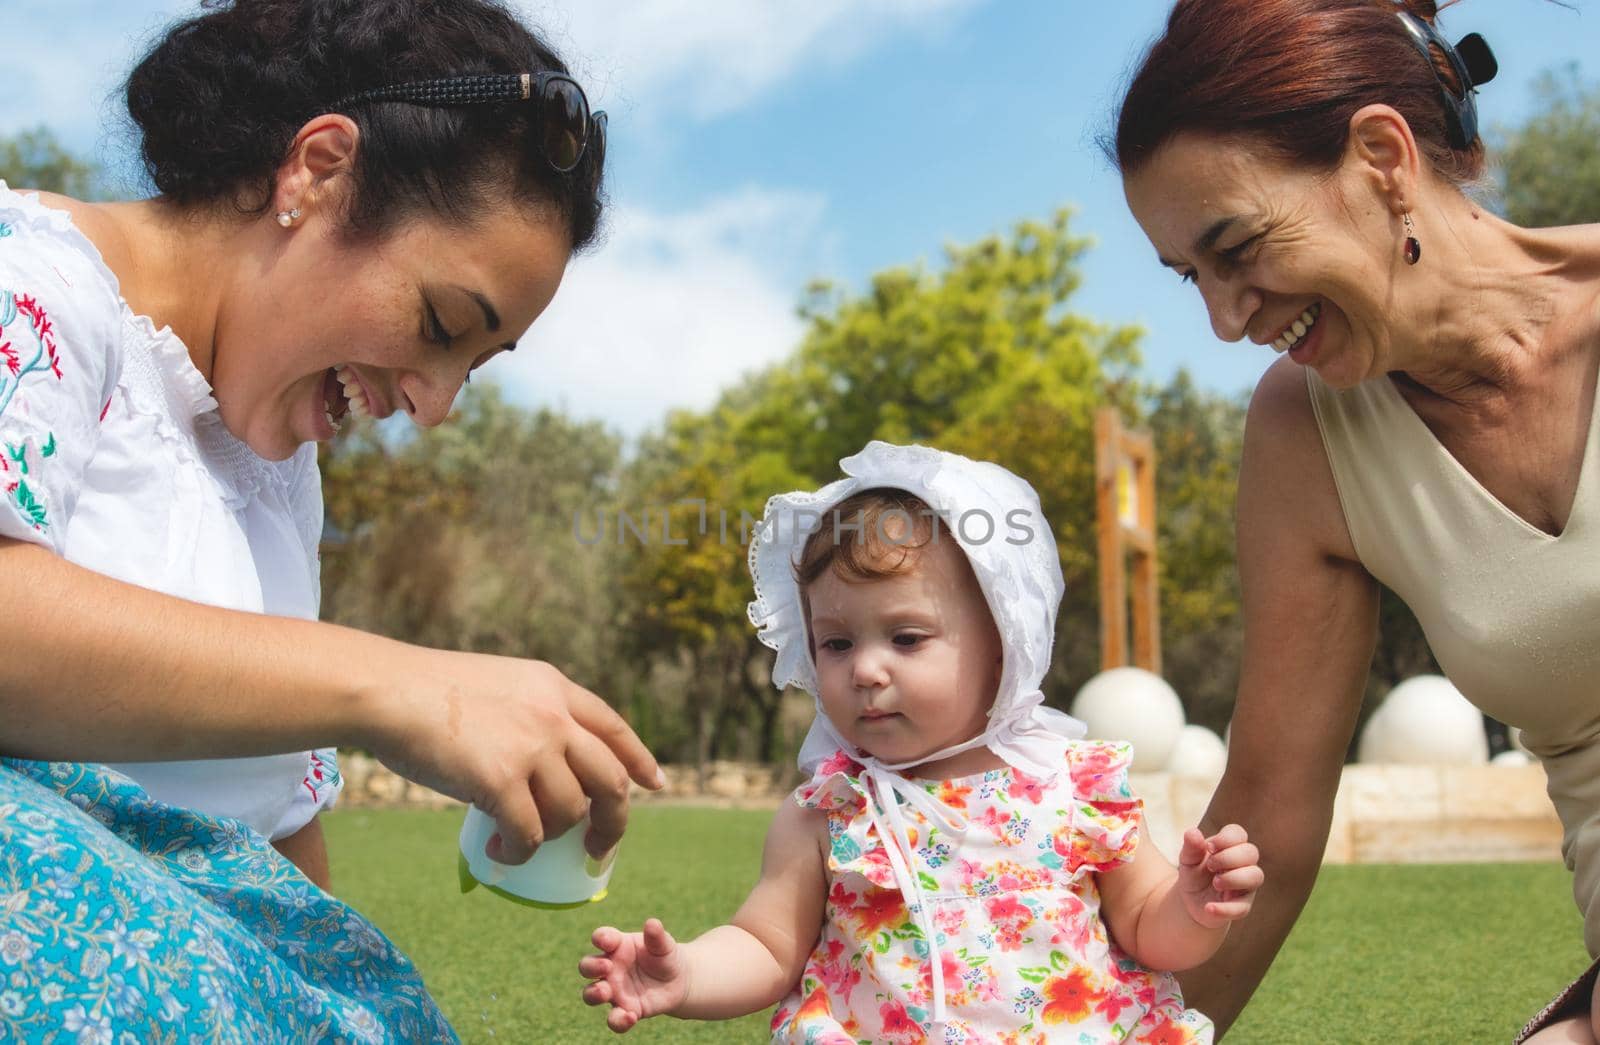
left=814, top=690, right=1082, bottom=1031
left=856, top=758, right=968, bottom=1029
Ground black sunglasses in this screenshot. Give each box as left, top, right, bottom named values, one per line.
left=1395, top=13, right=1498, bottom=149
left=332, top=72, right=607, bottom=174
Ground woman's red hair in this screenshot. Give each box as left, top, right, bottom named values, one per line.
left=1115, top=0, right=1485, bottom=183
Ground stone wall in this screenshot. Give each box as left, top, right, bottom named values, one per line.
left=336, top=753, right=462, bottom=810
left=336, top=754, right=1565, bottom=864
left=335, top=754, right=796, bottom=811
left=1133, top=763, right=1563, bottom=865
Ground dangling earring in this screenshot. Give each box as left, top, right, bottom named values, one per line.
left=275, top=207, right=302, bottom=228
left=1402, top=212, right=1421, bottom=265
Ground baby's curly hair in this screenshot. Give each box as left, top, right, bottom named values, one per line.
left=795, top=488, right=941, bottom=587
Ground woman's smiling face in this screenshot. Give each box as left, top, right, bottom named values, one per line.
left=1123, top=130, right=1407, bottom=389
left=209, top=198, right=571, bottom=462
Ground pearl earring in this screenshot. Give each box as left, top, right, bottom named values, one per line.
left=276, top=207, right=302, bottom=228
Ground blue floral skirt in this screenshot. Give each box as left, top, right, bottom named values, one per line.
left=0, top=759, right=457, bottom=1043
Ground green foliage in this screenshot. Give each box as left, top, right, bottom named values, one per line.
left=325, top=806, right=775, bottom=1043
left=1231, top=862, right=1584, bottom=1043
left=1498, top=67, right=1600, bottom=227
left=0, top=127, right=106, bottom=199
left=1145, top=370, right=1247, bottom=734
left=324, top=807, right=1587, bottom=1044
left=617, top=211, right=1149, bottom=765
left=319, top=383, right=628, bottom=696
left=308, top=66, right=1595, bottom=765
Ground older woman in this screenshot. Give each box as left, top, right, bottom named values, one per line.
left=1115, top=0, right=1600, bottom=1040
left=0, top=0, right=659, bottom=1038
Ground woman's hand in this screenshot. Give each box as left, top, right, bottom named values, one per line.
left=1176, top=825, right=1263, bottom=928
left=362, top=649, right=662, bottom=863
left=0, top=544, right=658, bottom=864
left=580, top=919, right=689, bottom=1033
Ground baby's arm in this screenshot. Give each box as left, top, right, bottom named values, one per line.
left=580, top=799, right=827, bottom=1032
left=1098, top=823, right=1262, bottom=973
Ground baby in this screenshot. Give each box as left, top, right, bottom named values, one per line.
left=581, top=441, right=1260, bottom=1042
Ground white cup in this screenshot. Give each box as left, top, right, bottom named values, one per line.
left=457, top=805, right=616, bottom=908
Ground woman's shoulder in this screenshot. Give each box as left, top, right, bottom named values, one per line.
left=1245, top=355, right=1320, bottom=445
left=0, top=186, right=126, bottom=321
left=32, top=191, right=136, bottom=279
left=1240, top=356, right=1359, bottom=564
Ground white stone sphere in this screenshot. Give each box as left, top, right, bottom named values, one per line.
left=1167, top=725, right=1228, bottom=778
left=1356, top=675, right=1488, bottom=766
left=1070, top=667, right=1185, bottom=772
left=1491, top=749, right=1533, bottom=768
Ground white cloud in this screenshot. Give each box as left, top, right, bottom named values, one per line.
left=13, top=1, right=972, bottom=438
left=525, top=0, right=982, bottom=121
left=500, top=187, right=828, bottom=437
left=2, top=3, right=187, bottom=155
left=15, top=0, right=983, bottom=150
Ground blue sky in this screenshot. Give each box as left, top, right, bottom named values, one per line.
left=8, top=0, right=1597, bottom=436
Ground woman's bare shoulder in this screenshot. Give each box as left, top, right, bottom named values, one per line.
left=1244, top=355, right=1317, bottom=436
left=28, top=192, right=138, bottom=285
left=1239, top=356, right=1359, bottom=564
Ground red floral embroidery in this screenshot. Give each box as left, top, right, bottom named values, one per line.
left=11, top=294, right=61, bottom=381
left=0, top=291, right=69, bottom=532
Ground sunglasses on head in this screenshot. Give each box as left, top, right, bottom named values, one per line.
left=332, top=71, right=606, bottom=174
left=1395, top=12, right=1497, bottom=150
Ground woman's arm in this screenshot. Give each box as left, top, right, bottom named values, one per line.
left=580, top=799, right=828, bottom=1031
left=1174, top=359, right=1379, bottom=1035
left=0, top=537, right=662, bottom=864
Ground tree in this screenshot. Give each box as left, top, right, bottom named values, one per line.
left=1144, top=370, right=1247, bottom=735
left=0, top=127, right=106, bottom=199
left=1498, top=67, right=1600, bottom=227
left=312, top=52, right=1600, bottom=770
left=616, top=211, right=1149, bottom=773
left=318, top=383, right=627, bottom=698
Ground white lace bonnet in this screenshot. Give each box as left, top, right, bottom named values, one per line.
left=746, top=440, right=1085, bottom=777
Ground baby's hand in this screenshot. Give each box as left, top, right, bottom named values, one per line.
left=1176, top=824, right=1263, bottom=929
left=580, top=919, right=688, bottom=1033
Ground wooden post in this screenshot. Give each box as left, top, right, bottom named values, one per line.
left=1094, top=408, right=1161, bottom=674
left=1095, top=410, right=1127, bottom=670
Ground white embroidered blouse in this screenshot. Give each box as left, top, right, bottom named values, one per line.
left=0, top=183, right=340, bottom=840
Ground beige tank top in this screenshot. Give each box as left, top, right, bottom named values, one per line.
left=1308, top=368, right=1600, bottom=953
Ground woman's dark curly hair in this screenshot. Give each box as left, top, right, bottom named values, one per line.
left=125, top=0, right=604, bottom=248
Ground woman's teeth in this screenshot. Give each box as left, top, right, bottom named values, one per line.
left=335, top=365, right=370, bottom=419
left=1274, top=302, right=1321, bottom=352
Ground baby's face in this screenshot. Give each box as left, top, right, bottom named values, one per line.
left=806, top=536, right=1003, bottom=767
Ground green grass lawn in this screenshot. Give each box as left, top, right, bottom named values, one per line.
left=324, top=807, right=1588, bottom=1044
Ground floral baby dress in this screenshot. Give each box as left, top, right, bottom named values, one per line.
left=770, top=740, right=1213, bottom=1044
